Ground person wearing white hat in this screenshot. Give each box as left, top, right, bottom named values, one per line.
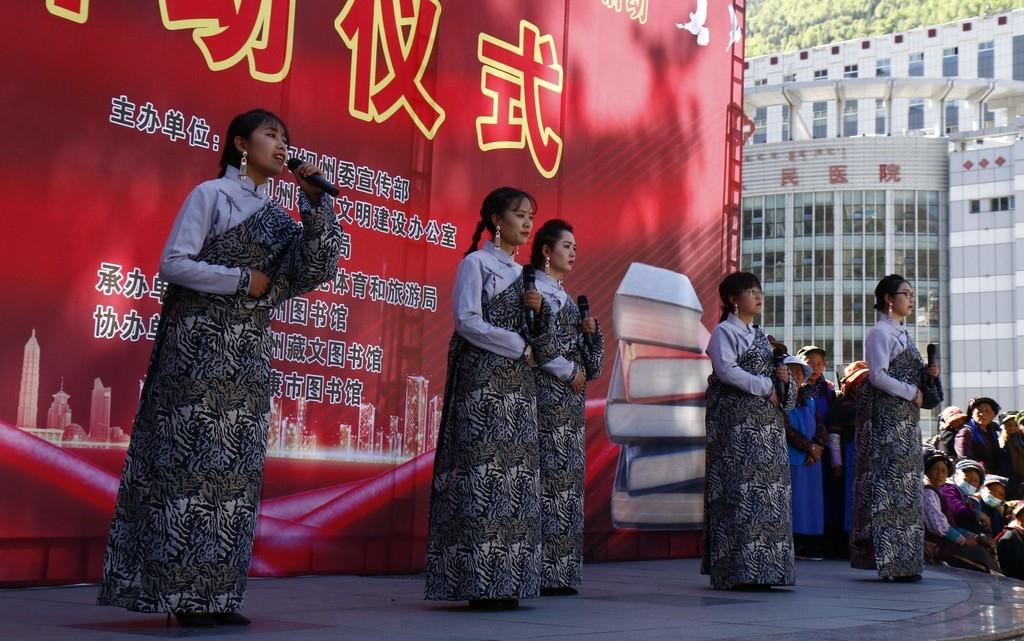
left=783, top=356, right=826, bottom=560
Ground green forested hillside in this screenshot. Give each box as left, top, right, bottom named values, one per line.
left=745, top=0, right=1023, bottom=57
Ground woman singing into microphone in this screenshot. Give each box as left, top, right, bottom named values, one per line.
left=98, top=109, right=343, bottom=626
left=529, top=219, right=605, bottom=596
left=850, top=274, right=938, bottom=581
left=425, top=188, right=557, bottom=610
left=702, top=271, right=796, bottom=590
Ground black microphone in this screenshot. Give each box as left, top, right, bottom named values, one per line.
left=927, top=343, right=937, bottom=368
left=523, top=265, right=536, bottom=332
left=772, top=350, right=789, bottom=405
left=287, top=158, right=339, bottom=197
left=577, top=295, right=593, bottom=347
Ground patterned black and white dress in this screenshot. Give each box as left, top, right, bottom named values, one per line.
left=850, top=315, right=924, bottom=579
left=702, top=315, right=796, bottom=589
left=424, top=245, right=558, bottom=602
left=98, top=177, right=341, bottom=613
left=534, top=272, right=605, bottom=589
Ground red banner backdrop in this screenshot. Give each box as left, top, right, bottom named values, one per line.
left=0, top=0, right=744, bottom=586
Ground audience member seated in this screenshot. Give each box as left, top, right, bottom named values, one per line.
left=923, top=450, right=999, bottom=573
left=997, top=501, right=1024, bottom=580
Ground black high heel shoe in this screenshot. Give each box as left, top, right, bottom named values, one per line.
left=212, top=612, right=251, bottom=625
left=468, top=599, right=505, bottom=611
left=173, top=612, right=218, bottom=627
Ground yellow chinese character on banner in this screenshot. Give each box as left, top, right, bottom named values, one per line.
left=159, top=0, right=295, bottom=83
left=335, top=0, right=446, bottom=140
left=46, top=0, right=88, bottom=23
left=625, top=0, right=648, bottom=24
left=477, top=20, right=564, bottom=179
left=602, top=0, right=623, bottom=11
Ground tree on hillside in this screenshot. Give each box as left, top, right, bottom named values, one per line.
left=745, top=0, right=1022, bottom=57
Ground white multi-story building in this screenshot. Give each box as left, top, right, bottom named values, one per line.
left=741, top=9, right=1024, bottom=429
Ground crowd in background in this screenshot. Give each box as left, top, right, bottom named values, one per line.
left=770, top=337, right=1024, bottom=579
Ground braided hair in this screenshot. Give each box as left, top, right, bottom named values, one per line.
left=463, top=187, right=537, bottom=256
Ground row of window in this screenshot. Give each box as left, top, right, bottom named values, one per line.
left=968, top=196, right=1015, bottom=214
left=742, top=191, right=940, bottom=239
left=752, top=37, right=1018, bottom=85
left=752, top=98, right=995, bottom=142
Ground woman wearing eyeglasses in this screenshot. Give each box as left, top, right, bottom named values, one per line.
left=850, top=274, right=939, bottom=582
left=702, top=271, right=796, bottom=590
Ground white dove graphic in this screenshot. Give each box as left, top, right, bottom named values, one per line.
left=676, top=0, right=710, bottom=47
left=725, top=4, right=742, bottom=51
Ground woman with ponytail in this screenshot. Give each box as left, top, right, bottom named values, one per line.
left=702, top=271, right=796, bottom=590
left=849, top=274, right=937, bottom=582
left=529, top=219, right=604, bottom=596
left=98, top=109, right=343, bottom=626
left=424, top=187, right=558, bottom=610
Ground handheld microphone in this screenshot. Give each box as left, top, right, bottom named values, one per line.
left=287, top=158, right=339, bottom=197
left=577, top=295, right=593, bottom=347
left=772, top=350, right=789, bottom=405
left=523, top=266, right=536, bottom=332
left=927, top=343, right=937, bottom=368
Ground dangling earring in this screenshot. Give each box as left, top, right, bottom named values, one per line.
left=493, top=224, right=501, bottom=249
left=732, top=303, right=739, bottom=314
left=544, top=256, right=551, bottom=274
left=888, top=303, right=893, bottom=315
left=239, top=150, right=248, bottom=179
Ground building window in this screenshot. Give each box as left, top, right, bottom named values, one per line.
left=753, top=107, right=767, bottom=144
left=763, top=295, right=785, bottom=329
left=945, top=102, right=959, bottom=135
left=943, top=47, right=959, bottom=76
left=742, top=197, right=765, bottom=239
left=908, top=52, right=924, bottom=77
left=781, top=104, right=791, bottom=142
left=753, top=78, right=768, bottom=86
left=783, top=72, right=797, bottom=83
left=875, top=99, right=886, bottom=134
left=814, top=68, right=828, bottom=80
left=876, top=58, right=891, bottom=77
left=1014, top=35, right=1024, bottom=81
left=843, top=101, right=858, bottom=137
left=969, top=199, right=981, bottom=214
left=765, top=194, right=786, bottom=239
left=983, top=103, right=996, bottom=128
left=908, top=99, right=925, bottom=131
left=813, top=101, right=828, bottom=139
left=991, top=196, right=1014, bottom=212
left=793, top=192, right=834, bottom=238
left=978, top=41, right=995, bottom=78
left=844, top=64, right=858, bottom=78
left=844, top=190, right=885, bottom=235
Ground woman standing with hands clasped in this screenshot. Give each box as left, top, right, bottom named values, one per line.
left=850, top=274, right=939, bottom=582
left=702, top=272, right=796, bottom=590
left=529, top=219, right=605, bottom=596
left=424, top=187, right=558, bottom=610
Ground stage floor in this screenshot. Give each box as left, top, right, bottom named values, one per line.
left=3, top=559, right=1024, bottom=641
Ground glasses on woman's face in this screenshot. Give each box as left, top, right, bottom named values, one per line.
left=894, top=290, right=915, bottom=300
left=742, top=288, right=764, bottom=299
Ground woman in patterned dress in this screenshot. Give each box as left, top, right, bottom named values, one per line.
left=850, top=274, right=939, bottom=581
left=98, top=110, right=343, bottom=626
left=702, top=271, right=796, bottom=590
left=529, top=219, right=605, bottom=596
left=424, top=188, right=558, bottom=610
